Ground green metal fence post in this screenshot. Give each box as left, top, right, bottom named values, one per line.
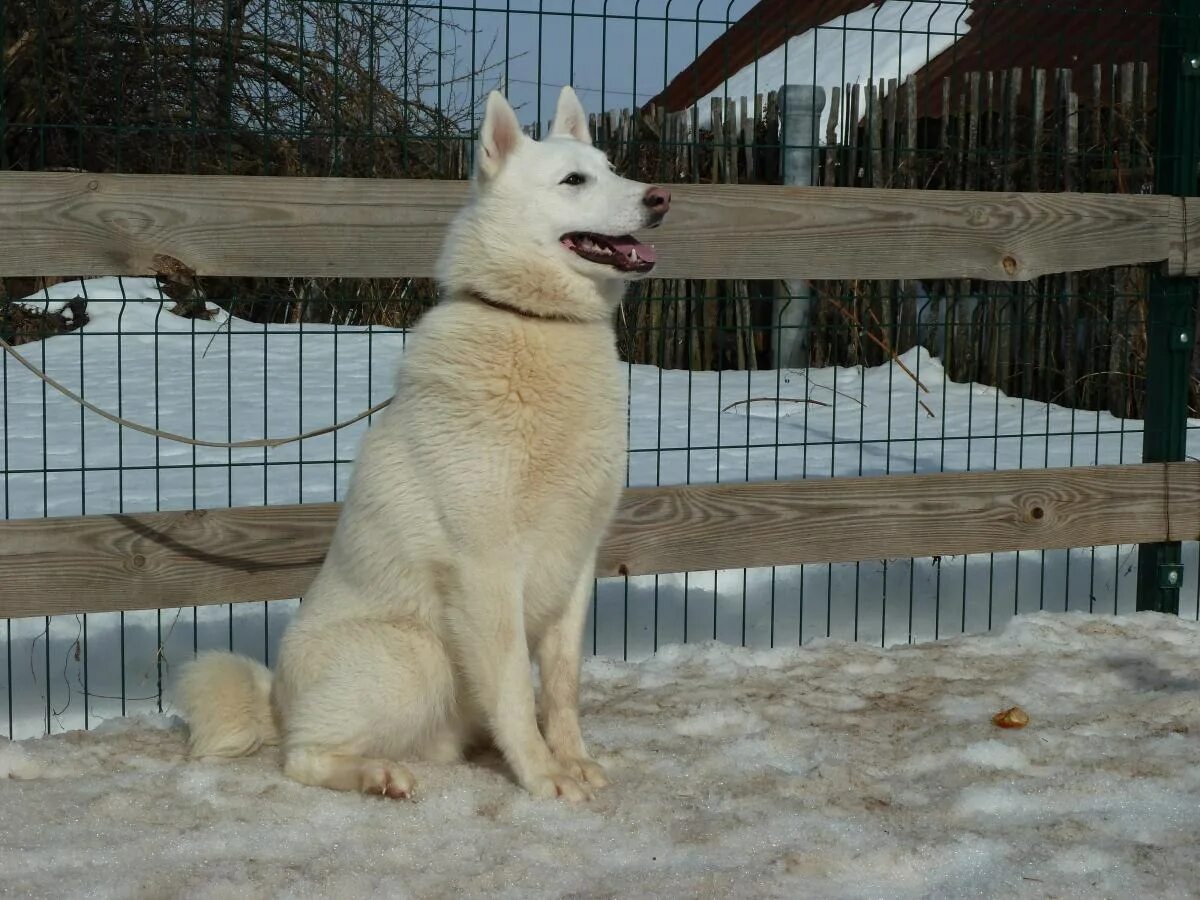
left=1136, top=0, right=1200, bottom=614
left=0, top=0, right=6, bottom=170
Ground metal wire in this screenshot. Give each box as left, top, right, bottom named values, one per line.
left=0, top=334, right=394, bottom=448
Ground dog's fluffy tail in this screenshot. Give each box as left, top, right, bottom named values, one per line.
left=175, top=651, right=279, bottom=758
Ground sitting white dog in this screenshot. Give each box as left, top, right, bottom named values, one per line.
left=177, top=85, right=670, bottom=802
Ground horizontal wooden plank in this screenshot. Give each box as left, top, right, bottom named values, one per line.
left=2, top=462, right=1198, bottom=619
left=597, top=462, right=1200, bottom=578
left=0, top=172, right=1190, bottom=282
left=0, top=504, right=340, bottom=618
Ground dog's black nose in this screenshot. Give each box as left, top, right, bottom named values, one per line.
left=642, top=186, right=670, bottom=227
left=643, top=186, right=671, bottom=214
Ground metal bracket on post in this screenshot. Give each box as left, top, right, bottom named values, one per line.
left=1136, top=0, right=1200, bottom=615
left=1158, top=565, right=1184, bottom=591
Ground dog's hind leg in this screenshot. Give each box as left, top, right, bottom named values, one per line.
left=284, top=748, right=417, bottom=798
left=275, top=618, right=459, bottom=799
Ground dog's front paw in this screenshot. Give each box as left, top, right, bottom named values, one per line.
left=556, top=755, right=610, bottom=789
left=523, top=767, right=593, bottom=802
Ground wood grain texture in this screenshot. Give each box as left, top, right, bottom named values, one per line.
left=2, top=463, right=1197, bottom=619
left=0, top=172, right=1189, bottom=281
left=0, top=503, right=341, bottom=618
left=597, top=462, right=1200, bottom=578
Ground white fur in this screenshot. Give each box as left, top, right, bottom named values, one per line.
left=175, top=86, right=666, bottom=802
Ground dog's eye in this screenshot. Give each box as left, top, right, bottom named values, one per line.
left=560, top=172, right=587, bottom=187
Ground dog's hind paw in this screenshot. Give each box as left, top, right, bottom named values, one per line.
left=359, top=759, right=417, bottom=800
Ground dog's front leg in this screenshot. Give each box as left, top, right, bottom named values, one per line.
left=447, top=560, right=592, bottom=802
left=536, top=566, right=609, bottom=788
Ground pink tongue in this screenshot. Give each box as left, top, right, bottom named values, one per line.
left=610, top=236, right=657, bottom=264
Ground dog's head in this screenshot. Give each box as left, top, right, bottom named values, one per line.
left=469, top=86, right=670, bottom=281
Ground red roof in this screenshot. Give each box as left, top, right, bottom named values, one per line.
left=648, top=0, right=1161, bottom=116
left=649, top=0, right=869, bottom=113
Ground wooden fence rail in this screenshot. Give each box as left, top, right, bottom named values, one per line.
left=0, top=173, right=1195, bottom=282
left=2, top=462, right=1198, bottom=619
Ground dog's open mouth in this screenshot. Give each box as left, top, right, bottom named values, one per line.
left=560, top=233, right=657, bottom=274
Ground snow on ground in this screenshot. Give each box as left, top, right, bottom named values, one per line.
left=2, top=280, right=1199, bottom=740
left=695, top=0, right=970, bottom=138
left=2, top=613, right=1199, bottom=898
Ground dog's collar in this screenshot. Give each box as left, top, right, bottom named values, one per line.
left=462, top=290, right=581, bottom=323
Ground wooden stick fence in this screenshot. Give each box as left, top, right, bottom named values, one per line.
left=552, top=63, right=1191, bottom=416
left=805, top=62, right=1177, bottom=415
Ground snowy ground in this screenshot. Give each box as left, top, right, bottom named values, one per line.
left=2, top=280, right=1199, bottom=740
left=695, top=0, right=969, bottom=137
left=2, top=613, right=1199, bottom=898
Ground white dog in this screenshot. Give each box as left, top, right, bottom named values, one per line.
left=176, top=86, right=670, bottom=802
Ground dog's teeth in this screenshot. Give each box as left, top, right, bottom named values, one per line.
left=629, top=249, right=639, bottom=262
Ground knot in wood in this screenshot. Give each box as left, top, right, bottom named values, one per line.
left=153, top=254, right=197, bottom=280
left=105, top=209, right=156, bottom=239
left=1001, top=255, right=1018, bottom=276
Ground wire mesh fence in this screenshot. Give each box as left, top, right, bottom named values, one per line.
left=3, top=0, right=1198, bottom=738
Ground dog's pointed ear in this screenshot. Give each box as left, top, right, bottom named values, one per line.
left=549, top=86, right=591, bottom=145
left=478, top=90, right=522, bottom=180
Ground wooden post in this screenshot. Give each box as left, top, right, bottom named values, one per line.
left=904, top=73, right=918, bottom=188
left=824, top=85, right=842, bottom=186
left=869, top=80, right=884, bottom=187
left=885, top=77, right=898, bottom=183
left=984, top=71, right=995, bottom=188
left=1090, top=65, right=1103, bottom=192
left=1003, top=68, right=1021, bottom=192
left=1134, top=61, right=1149, bottom=179
left=1063, top=70, right=1080, bottom=406
left=941, top=76, right=952, bottom=189
left=966, top=71, right=981, bottom=191
left=956, top=72, right=969, bottom=191
left=1060, top=69, right=1077, bottom=192
left=847, top=83, right=861, bottom=186
left=725, top=98, right=739, bottom=184
left=710, top=98, right=723, bottom=183
left=747, top=94, right=762, bottom=183
left=1030, top=68, right=1046, bottom=191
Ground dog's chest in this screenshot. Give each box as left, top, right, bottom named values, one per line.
left=408, top=314, right=627, bottom=529
left=507, top=336, right=625, bottom=487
